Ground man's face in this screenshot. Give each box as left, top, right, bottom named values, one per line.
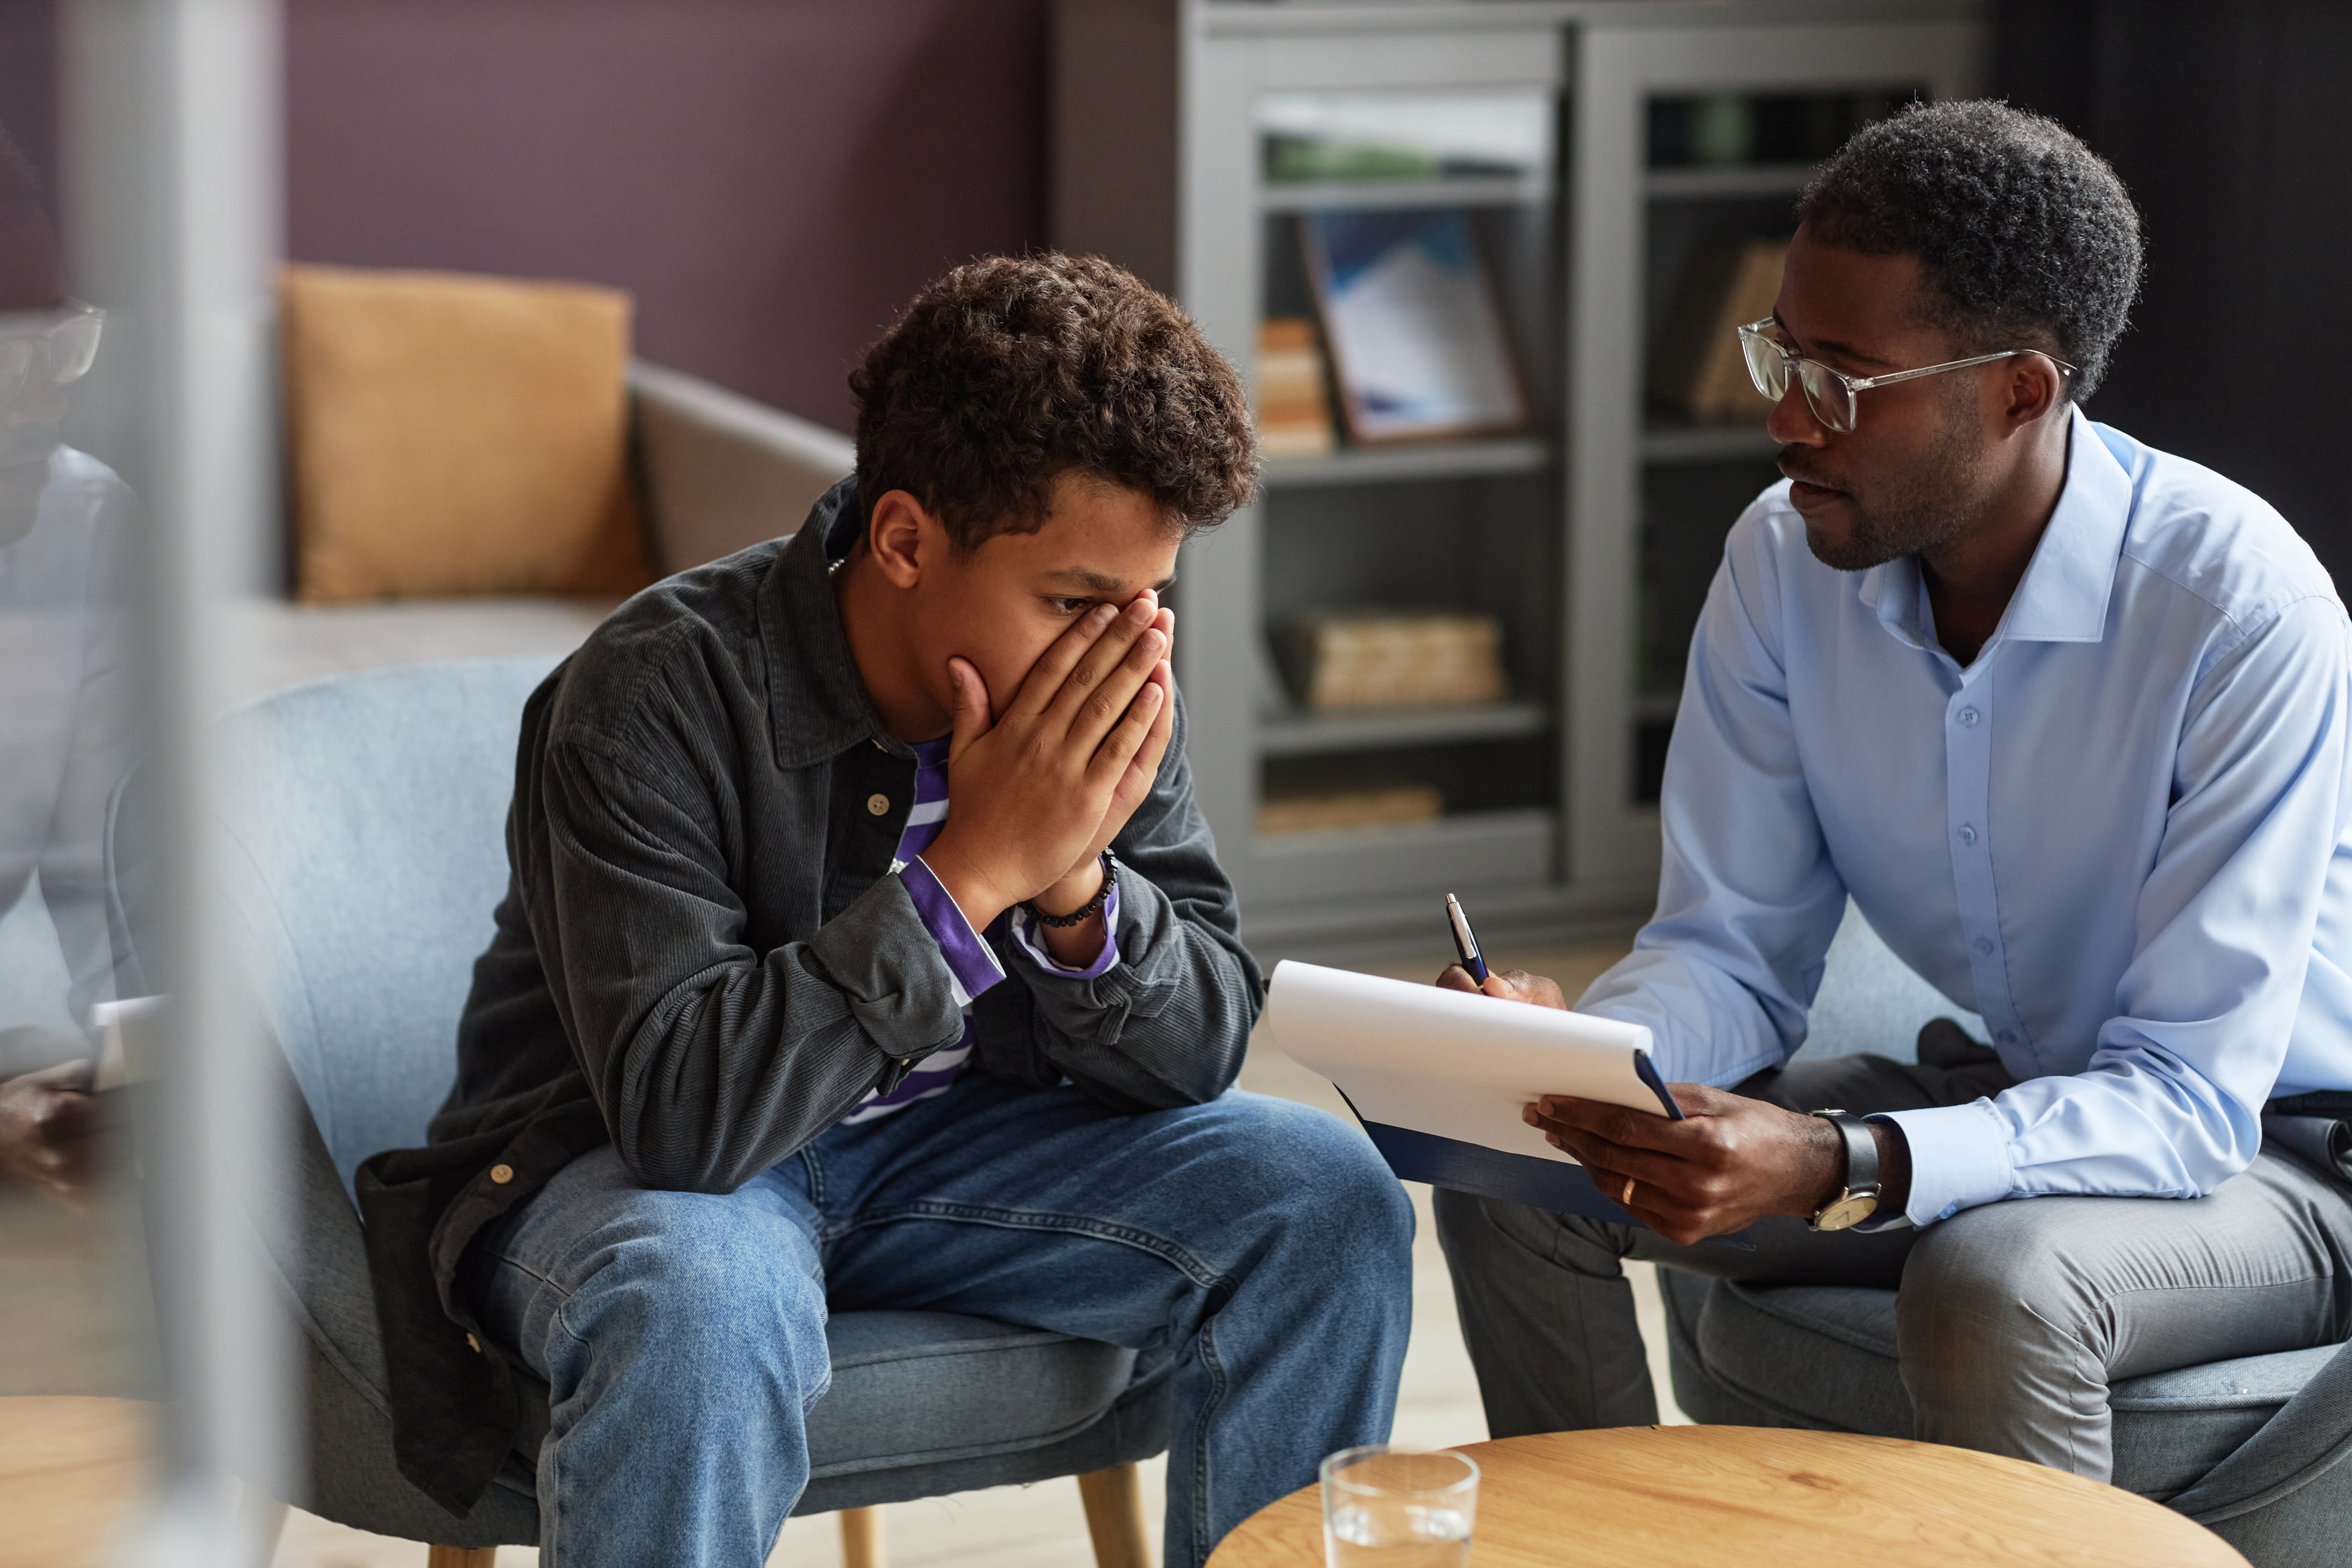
left=903, top=472, right=1182, bottom=721
left=1767, top=227, right=1996, bottom=571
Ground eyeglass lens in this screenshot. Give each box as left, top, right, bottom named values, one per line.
left=1741, top=330, right=1858, bottom=433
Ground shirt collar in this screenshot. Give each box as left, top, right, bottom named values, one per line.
left=758, top=473, right=914, bottom=769
left=1859, top=404, right=2134, bottom=654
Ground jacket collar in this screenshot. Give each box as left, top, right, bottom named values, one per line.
left=759, top=474, right=913, bottom=769
left=1858, top=404, right=2133, bottom=656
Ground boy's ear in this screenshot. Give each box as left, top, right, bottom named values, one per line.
left=866, top=489, right=933, bottom=589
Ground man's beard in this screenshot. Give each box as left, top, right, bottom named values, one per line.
left=1790, top=395, right=1986, bottom=572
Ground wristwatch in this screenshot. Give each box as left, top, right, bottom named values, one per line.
left=1806, top=1109, right=1881, bottom=1232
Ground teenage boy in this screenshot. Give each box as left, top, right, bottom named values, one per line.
left=1435, top=102, right=2352, bottom=1480
left=359, top=254, right=1415, bottom=1568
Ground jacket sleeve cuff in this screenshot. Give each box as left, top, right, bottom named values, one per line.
left=1872, top=1102, right=2015, bottom=1227
left=899, top=856, right=1006, bottom=1006
left=1009, top=882, right=1122, bottom=978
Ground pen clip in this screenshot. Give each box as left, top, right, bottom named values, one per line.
left=1445, top=893, right=1488, bottom=983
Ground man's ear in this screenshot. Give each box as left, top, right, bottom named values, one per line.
left=1998, top=352, right=2069, bottom=434
left=866, top=489, right=935, bottom=590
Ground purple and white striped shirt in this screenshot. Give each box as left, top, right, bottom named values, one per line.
left=838, top=736, right=1121, bottom=1125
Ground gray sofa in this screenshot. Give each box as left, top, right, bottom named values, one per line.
left=229, top=359, right=858, bottom=706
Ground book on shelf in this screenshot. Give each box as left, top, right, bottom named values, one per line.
left=1255, top=317, right=1337, bottom=458
left=1283, top=612, right=1507, bottom=712
left=1649, top=235, right=1788, bottom=426
left=1299, top=209, right=1528, bottom=445
left=1256, top=785, right=1442, bottom=836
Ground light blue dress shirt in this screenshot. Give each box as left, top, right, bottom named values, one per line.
left=1578, top=408, right=2352, bottom=1227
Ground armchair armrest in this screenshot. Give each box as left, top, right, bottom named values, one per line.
left=629, top=360, right=856, bottom=573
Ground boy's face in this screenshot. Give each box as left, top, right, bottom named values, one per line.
left=884, top=472, right=1182, bottom=732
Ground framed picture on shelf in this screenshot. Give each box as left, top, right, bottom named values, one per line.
left=1300, top=208, right=1527, bottom=445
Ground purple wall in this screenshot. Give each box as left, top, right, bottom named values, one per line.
left=0, top=0, right=60, bottom=223
left=286, top=0, right=1051, bottom=432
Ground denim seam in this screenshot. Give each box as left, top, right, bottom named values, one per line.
left=801, top=1144, right=828, bottom=1211
left=823, top=1200, right=1232, bottom=1292
left=486, top=1250, right=568, bottom=1300
left=1192, top=1312, right=1228, bottom=1559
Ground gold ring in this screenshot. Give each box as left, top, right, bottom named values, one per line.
left=1620, top=1175, right=1637, bottom=1206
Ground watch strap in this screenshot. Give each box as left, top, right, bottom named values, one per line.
left=1811, top=1108, right=1880, bottom=1198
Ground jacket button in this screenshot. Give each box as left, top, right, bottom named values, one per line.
left=489, top=1163, right=514, bottom=1184
left=866, top=793, right=890, bottom=816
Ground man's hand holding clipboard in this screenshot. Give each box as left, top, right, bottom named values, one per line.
left=1436, top=895, right=1907, bottom=1246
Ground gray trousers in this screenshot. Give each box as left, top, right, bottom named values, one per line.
left=1432, top=1045, right=2352, bottom=1483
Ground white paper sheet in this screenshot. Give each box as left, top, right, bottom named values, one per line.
left=1263, top=959, right=1672, bottom=1167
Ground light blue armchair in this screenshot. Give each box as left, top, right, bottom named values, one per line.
left=109, top=657, right=1166, bottom=1565
left=1659, top=910, right=2352, bottom=1568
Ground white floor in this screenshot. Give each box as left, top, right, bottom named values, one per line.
left=270, top=941, right=1681, bottom=1568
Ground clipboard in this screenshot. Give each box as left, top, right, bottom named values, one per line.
left=1264, top=959, right=1751, bottom=1246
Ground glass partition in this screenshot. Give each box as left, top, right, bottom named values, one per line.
left=1, top=1, right=286, bottom=1560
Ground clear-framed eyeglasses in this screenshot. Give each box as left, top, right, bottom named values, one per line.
left=0, top=300, right=105, bottom=410
left=1737, top=316, right=2073, bottom=434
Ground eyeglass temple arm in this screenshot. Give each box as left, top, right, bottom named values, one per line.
left=1850, top=349, right=2076, bottom=391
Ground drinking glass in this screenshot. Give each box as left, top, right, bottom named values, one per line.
left=1320, top=1445, right=1479, bottom=1567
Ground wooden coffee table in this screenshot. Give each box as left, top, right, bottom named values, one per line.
left=1206, top=1426, right=2249, bottom=1567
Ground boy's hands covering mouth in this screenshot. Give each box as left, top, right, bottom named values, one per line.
left=920, top=590, right=1176, bottom=930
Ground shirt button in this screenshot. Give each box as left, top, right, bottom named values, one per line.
left=1957, top=824, right=1979, bottom=846
left=866, top=793, right=890, bottom=817
left=1996, top=1029, right=2016, bottom=1045
left=1973, top=937, right=1995, bottom=956
left=489, top=1163, right=514, bottom=1184
left=1958, top=707, right=1980, bottom=727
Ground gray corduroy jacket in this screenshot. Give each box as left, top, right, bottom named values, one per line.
left=356, top=477, right=1260, bottom=1515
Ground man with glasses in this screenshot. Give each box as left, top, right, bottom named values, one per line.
left=1435, top=100, right=2352, bottom=1482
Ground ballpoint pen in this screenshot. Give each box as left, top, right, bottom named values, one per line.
left=1445, top=892, right=1489, bottom=986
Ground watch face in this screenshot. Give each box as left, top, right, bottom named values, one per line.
left=1814, top=1192, right=1878, bottom=1232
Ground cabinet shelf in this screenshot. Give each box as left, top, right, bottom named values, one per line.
left=1259, top=699, right=1549, bottom=756
left=1640, top=423, right=1779, bottom=463
left=1262, top=437, right=1553, bottom=488
left=1260, top=175, right=1551, bottom=213
left=1645, top=163, right=1816, bottom=200
left=1251, top=806, right=1556, bottom=908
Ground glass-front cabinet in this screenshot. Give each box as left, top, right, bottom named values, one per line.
left=1055, top=0, right=1988, bottom=960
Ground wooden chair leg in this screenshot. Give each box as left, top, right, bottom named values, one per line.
left=1077, top=1463, right=1153, bottom=1568
left=425, top=1548, right=498, bottom=1568
left=839, top=1504, right=886, bottom=1568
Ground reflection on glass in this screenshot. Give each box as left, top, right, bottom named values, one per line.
left=0, top=111, right=150, bottom=1561
left=0, top=119, right=135, bottom=1214
left=1257, top=90, right=1552, bottom=186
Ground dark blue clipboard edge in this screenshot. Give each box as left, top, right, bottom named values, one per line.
left=1335, top=1054, right=1756, bottom=1250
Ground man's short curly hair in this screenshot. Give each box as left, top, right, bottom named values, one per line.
left=849, top=253, right=1258, bottom=553
left=1797, top=100, right=2142, bottom=402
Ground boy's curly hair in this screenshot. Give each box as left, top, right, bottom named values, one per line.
left=1798, top=100, right=2143, bottom=401
left=849, top=253, right=1258, bottom=552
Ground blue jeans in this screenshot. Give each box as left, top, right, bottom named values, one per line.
left=460, top=1074, right=1415, bottom=1567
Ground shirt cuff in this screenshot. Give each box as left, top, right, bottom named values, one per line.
left=1010, top=881, right=1122, bottom=978
left=1871, top=1102, right=2016, bottom=1227
left=899, top=856, right=1006, bottom=1007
